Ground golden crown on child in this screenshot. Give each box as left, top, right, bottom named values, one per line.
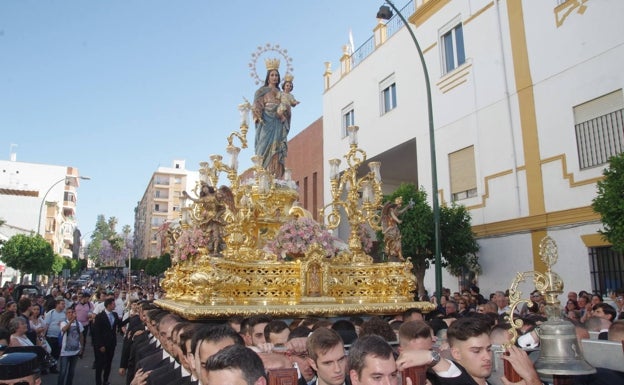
left=265, top=58, right=280, bottom=71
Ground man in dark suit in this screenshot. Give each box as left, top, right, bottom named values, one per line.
left=92, top=297, right=120, bottom=385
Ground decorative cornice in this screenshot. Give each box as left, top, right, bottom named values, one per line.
left=408, top=0, right=451, bottom=27
left=472, top=205, right=600, bottom=238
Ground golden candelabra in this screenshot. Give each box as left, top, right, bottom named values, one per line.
left=156, top=104, right=431, bottom=319
left=321, top=126, right=382, bottom=263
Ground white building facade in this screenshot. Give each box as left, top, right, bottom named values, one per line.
left=322, top=0, right=624, bottom=296
left=0, top=156, right=85, bottom=284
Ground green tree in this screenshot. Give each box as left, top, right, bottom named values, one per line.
left=382, top=183, right=479, bottom=298
left=592, top=153, right=624, bottom=253
left=51, top=254, right=65, bottom=275
left=440, top=204, right=480, bottom=277
left=0, top=234, right=55, bottom=280
left=145, top=253, right=171, bottom=277
left=63, top=257, right=79, bottom=274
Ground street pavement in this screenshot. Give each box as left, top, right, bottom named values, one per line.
left=42, top=333, right=126, bottom=385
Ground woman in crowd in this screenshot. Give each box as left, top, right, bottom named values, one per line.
left=29, top=302, right=51, bottom=353
left=9, top=317, right=35, bottom=347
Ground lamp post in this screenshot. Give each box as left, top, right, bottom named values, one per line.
left=37, top=175, right=91, bottom=235
left=377, top=1, right=442, bottom=300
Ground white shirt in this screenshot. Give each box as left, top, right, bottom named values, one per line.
left=93, top=301, right=105, bottom=314
left=114, top=297, right=125, bottom=318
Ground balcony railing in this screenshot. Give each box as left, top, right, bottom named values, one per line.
left=350, top=0, right=415, bottom=69
left=575, top=109, right=624, bottom=169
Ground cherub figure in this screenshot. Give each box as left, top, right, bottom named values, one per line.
left=381, top=196, right=414, bottom=261
left=182, top=183, right=235, bottom=256
left=277, top=74, right=300, bottom=124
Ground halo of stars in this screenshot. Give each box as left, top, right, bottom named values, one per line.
left=249, top=43, right=294, bottom=85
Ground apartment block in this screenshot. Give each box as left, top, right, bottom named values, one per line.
left=134, top=160, right=199, bottom=260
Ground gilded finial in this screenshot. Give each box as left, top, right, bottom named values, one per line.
left=539, top=236, right=558, bottom=270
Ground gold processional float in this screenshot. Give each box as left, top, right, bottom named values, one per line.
left=155, top=67, right=432, bottom=319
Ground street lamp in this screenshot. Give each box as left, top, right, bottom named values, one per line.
left=37, top=175, right=91, bottom=235
left=377, top=1, right=442, bottom=300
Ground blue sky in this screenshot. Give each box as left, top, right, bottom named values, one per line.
left=0, top=1, right=391, bottom=236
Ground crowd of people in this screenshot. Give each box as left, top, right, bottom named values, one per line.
left=0, top=278, right=623, bottom=385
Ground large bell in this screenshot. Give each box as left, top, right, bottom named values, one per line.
left=534, top=318, right=596, bottom=381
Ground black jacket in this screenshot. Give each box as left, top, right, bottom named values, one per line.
left=92, top=310, right=120, bottom=350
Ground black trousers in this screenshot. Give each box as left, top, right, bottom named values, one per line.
left=94, top=345, right=115, bottom=385
left=45, top=336, right=60, bottom=360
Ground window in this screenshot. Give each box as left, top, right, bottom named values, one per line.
left=341, top=104, right=355, bottom=138
left=155, top=190, right=161, bottom=198
left=379, top=74, right=397, bottom=115
left=154, top=204, right=160, bottom=212
left=312, top=172, right=318, bottom=220
left=441, top=22, right=466, bottom=74
left=589, top=246, right=624, bottom=295
left=303, top=176, right=309, bottom=209
left=574, top=90, right=624, bottom=169
left=449, top=146, right=478, bottom=202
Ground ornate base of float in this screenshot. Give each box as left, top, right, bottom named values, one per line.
left=154, top=298, right=432, bottom=320
left=158, top=244, right=434, bottom=320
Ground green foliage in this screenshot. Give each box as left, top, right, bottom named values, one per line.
left=63, top=257, right=79, bottom=274
left=383, top=183, right=479, bottom=276
left=440, top=204, right=480, bottom=276
left=144, top=253, right=171, bottom=277
left=51, top=254, right=65, bottom=275
left=593, top=153, right=624, bottom=253
left=383, top=184, right=433, bottom=269
left=127, top=257, right=147, bottom=271
left=76, top=258, right=87, bottom=272
left=0, top=234, right=55, bottom=275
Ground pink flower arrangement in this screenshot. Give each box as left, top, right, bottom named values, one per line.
left=173, top=228, right=210, bottom=262
left=267, top=217, right=339, bottom=258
